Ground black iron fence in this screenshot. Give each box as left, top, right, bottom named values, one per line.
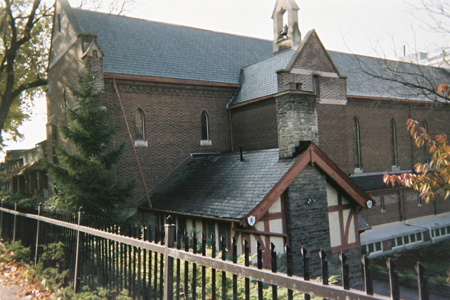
left=0, top=201, right=431, bottom=300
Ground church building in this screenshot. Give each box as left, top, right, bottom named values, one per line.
left=47, top=0, right=450, bottom=281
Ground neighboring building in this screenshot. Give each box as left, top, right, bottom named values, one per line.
left=400, top=48, right=450, bottom=69
left=47, top=0, right=450, bottom=278
left=2, top=141, right=48, bottom=197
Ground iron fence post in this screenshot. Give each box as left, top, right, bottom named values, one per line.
left=300, top=246, right=310, bottom=300
left=287, top=245, right=294, bottom=300
left=34, top=203, right=42, bottom=266
left=415, top=262, right=429, bottom=300
left=164, top=223, right=175, bottom=300
left=319, top=249, right=328, bottom=285
left=387, top=258, right=400, bottom=300
left=257, top=240, right=263, bottom=300
left=221, top=235, right=226, bottom=300
left=244, top=238, right=250, bottom=300
left=271, top=242, right=278, bottom=300
left=73, top=207, right=83, bottom=293
left=211, top=233, right=216, bottom=300
left=12, top=202, right=17, bottom=245
left=340, top=252, right=350, bottom=290
left=361, top=255, right=373, bottom=295
left=232, top=237, right=237, bottom=300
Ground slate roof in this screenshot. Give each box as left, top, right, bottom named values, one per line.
left=72, top=9, right=273, bottom=84
left=148, top=149, right=297, bottom=221
left=229, top=50, right=450, bottom=106
left=68, top=5, right=449, bottom=105
left=230, top=49, right=295, bottom=105
left=350, top=172, right=407, bottom=192
left=329, top=51, right=450, bottom=101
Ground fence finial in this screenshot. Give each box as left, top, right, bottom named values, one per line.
left=415, top=262, right=429, bottom=300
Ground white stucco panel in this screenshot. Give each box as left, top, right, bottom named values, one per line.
left=328, top=211, right=341, bottom=247
left=269, top=197, right=282, bottom=214
left=326, top=182, right=338, bottom=206
left=269, top=219, right=283, bottom=234
left=255, top=220, right=265, bottom=232
left=345, top=209, right=356, bottom=244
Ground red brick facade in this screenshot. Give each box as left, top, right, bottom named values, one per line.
left=47, top=0, right=450, bottom=223
left=102, top=80, right=234, bottom=204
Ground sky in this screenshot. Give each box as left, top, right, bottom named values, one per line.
left=3, top=0, right=448, bottom=160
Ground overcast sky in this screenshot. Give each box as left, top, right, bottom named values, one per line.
left=3, top=0, right=448, bottom=158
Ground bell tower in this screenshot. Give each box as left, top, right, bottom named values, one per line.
left=272, top=0, right=301, bottom=53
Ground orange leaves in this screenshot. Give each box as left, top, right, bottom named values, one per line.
left=384, top=119, right=450, bottom=203
left=437, top=84, right=450, bottom=98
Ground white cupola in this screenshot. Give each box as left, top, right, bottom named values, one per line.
left=272, top=0, right=301, bottom=53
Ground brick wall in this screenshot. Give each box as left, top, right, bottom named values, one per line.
left=277, top=73, right=312, bottom=92
left=360, top=189, right=450, bottom=226
left=319, top=98, right=450, bottom=175
left=103, top=80, right=235, bottom=207
left=293, top=32, right=336, bottom=73
left=230, top=99, right=278, bottom=151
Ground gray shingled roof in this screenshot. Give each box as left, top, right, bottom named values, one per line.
left=71, top=7, right=449, bottom=103
left=230, top=49, right=295, bottom=105
left=149, top=149, right=297, bottom=220
left=229, top=49, right=450, bottom=106
left=329, top=51, right=450, bottom=101
left=72, top=9, right=273, bottom=84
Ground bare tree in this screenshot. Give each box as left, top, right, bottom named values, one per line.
left=69, top=0, right=135, bottom=15
left=355, top=0, right=450, bottom=103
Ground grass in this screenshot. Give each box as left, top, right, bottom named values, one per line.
left=371, top=239, right=450, bottom=285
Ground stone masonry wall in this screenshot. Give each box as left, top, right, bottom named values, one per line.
left=284, top=165, right=362, bottom=286
left=276, top=91, right=319, bottom=158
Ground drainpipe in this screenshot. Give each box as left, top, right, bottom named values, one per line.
left=228, top=110, right=234, bottom=152
left=113, top=79, right=152, bottom=209
left=404, top=221, right=434, bottom=243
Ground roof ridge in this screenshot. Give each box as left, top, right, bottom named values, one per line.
left=72, top=8, right=272, bottom=42
left=240, top=48, right=295, bottom=70
left=329, top=50, right=449, bottom=71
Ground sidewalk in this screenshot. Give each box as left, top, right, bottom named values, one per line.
left=0, top=280, right=28, bottom=300
left=373, top=279, right=449, bottom=300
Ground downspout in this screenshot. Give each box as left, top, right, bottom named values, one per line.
left=228, top=110, right=234, bottom=152
left=113, top=79, right=152, bottom=209
left=409, top=101, right=414, bottom=168
left=404, top=221, right=434, bottom=244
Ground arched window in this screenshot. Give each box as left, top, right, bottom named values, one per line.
left=391, top=119, right=398, bottom=167
left=135, top=108, right=145, bottom=141
left=201, top=111, right=209, bottom=141
left=353, top=117, right=362, bottom=170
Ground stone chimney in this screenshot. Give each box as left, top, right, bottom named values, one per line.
left=276, top=89, right=319, bottom=159
left=272, top=0, right=302, bottom=53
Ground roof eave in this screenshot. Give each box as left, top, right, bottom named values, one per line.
left=240, top=143, right=372, bottom=227
left=104, top=73, right=240, bottom=88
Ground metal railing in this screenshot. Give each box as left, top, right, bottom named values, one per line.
left=0, top=202, right=431, bottom=300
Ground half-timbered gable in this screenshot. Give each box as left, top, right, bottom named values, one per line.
left=141, top=142, right=372, bottom=282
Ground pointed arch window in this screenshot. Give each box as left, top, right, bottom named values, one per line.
left=353, top=117, right=362, bottom=171
left=391, top=119, right=398, bottom=167
left=423, top=121, right=429, bottom=164
left=201, top=111, right=209, bottom=140
left=135, top=109, right=145, bottom=140
left=200, top=111, right=212, bottom=146
left=134, top=108, right=148, bottom=147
